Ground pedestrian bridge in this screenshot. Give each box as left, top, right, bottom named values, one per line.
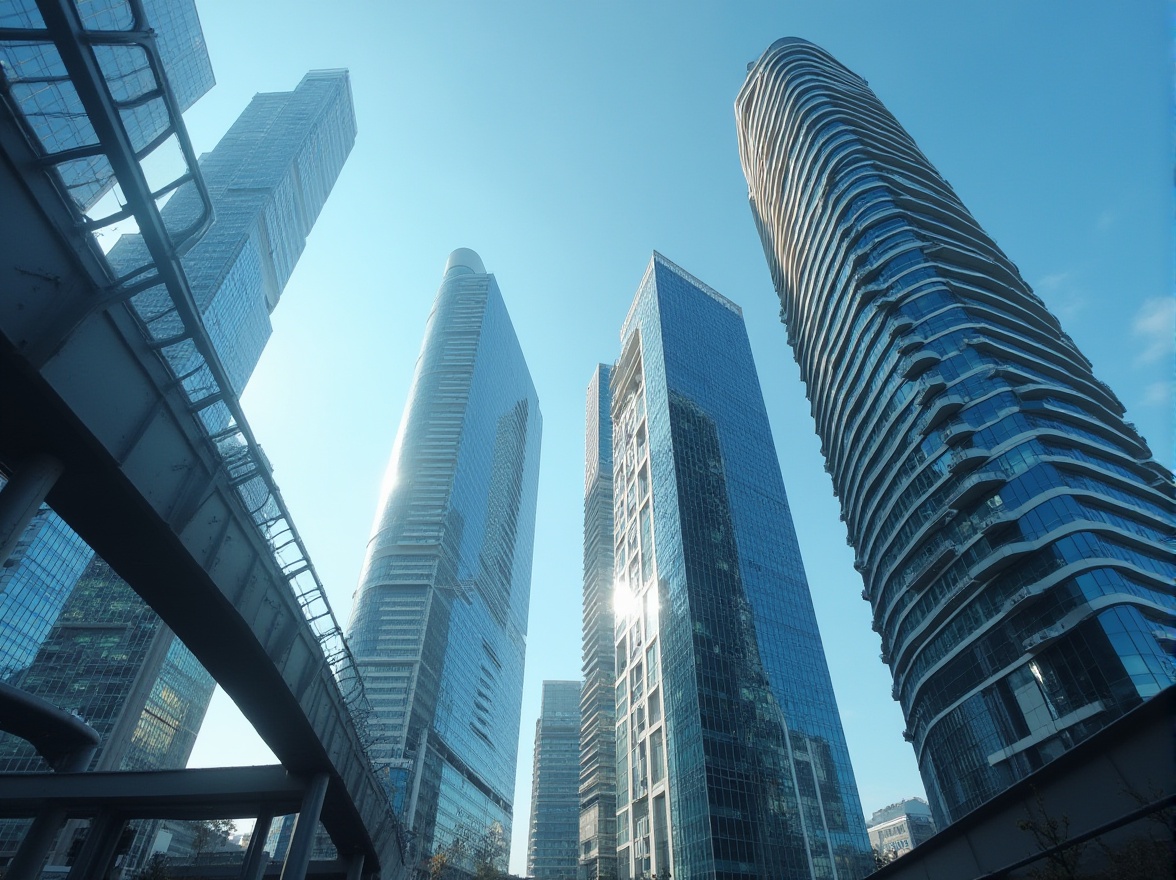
left=0, top=2, right=403, bottom=877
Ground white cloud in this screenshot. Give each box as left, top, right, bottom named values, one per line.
left=1034, top=270, right=1084, bottom=321
left=1131, top=297, right=1176, bottom=366
left=1140, top=379, right=1172, bottom=409
left=1037, top=271, right=1074, bottom=290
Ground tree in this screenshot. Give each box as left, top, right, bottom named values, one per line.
left=424, top=823, right=506, bottom=880
left=190, top=818, right=235, bottom=860
left=872, top=847, right=899, bottom=869
left=470, top=822, right=506, bottom=880
left=134, top=853, right=171, bottom=880
left=1016, top=791, right=1086, bottom=880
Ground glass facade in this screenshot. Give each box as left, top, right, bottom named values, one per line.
left=579, top=365, right=617, bottom=880
left=347, top=249, right=542, bottom=874
left=109, top=69, right=357, bottom=395
left=0, top=558, right=215, bottom=866
left=610, top=254, right=872, bottom=880
left=736, top=38, right=1176, bottom=825
left=0, top=501, right=93, bottom=683
left=0, top=0, right=214, bottom=210
left=528, top=681, right=583, bottom=880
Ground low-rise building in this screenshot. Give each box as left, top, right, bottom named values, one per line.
left=867, top=798, right=936, bottom=859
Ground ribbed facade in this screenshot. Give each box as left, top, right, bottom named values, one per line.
left=578, top=364, right=617, bottom=880
left=529, top=681, right=583, bottom=880
left=736, top=38, right=1176, bottom=824
left=611, top=253, right=871, bottom=880
left=347, top=249, right=541, bottom=874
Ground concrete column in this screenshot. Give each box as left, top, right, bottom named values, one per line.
left=240, top=811, right=274, bottom=880
left=0, top=453, right=63, bottom=565
left=279, top=774, right=329, bottom=880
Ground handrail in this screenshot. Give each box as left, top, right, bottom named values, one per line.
left=1, top=0, right=388, bottom=788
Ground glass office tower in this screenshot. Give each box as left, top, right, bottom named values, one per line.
left=528, top=681, right=583, bottom=880
left=110, top=68, right=357, bottom=395
left=610, top=253, right=872, bottom=880
left=347, top=249, right=542, bottom=874
left=0, top=504, right=91, bottom=682
left=736, top=38, right=1176, bottom=825
left=579, top=365, right=617, bottom=880
left=0, top=0, right=214, bottom=210
left=0, top=560, right=215, bottom=777
left=0, top=559, right=215, bottom=869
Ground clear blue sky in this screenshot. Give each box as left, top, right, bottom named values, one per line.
left=179, top=2, right=1173, bottom=872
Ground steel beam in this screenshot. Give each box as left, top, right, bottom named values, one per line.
left=280, top=773, right=330, bottom=880
left=241, top=810, right=275, bottom=880
left=65, top=811, right=126, bottom=880
left=6, top=808, right=69, bottom=880
left=0, top=681, right=99, bottom=772
left=0, top=765, right=306, bottom=819
left=0, top=452, right=63, bottom=563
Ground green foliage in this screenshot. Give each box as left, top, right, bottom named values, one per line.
left=1015, top=786, right=1175, bottom=880
left=134, top=853, right=170, bottom=880
left=190, top=818, right=235, bottom=858
left=424, top=822, right=507, bottom=880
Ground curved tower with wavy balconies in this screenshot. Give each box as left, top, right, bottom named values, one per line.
left=736, top=38, right=1175, bottom=824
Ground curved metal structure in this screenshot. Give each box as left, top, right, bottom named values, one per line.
left=0, top=682, right=98, bottom=773
left=736, top=38, right=1175, bottom=824
left=0, top=2, right=401, bottom=876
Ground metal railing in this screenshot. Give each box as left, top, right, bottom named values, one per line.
left=1, top=0, right=386, bottom=776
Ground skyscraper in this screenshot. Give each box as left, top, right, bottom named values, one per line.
left=0, top=0, right=214, bottom=210
left=347, top=249, right=542, bottom=873
left=0, top=70, right=356, bottom=874
left=610, top=253, right=872, bottom=880
left=579, top=365, right=617, bottom=880
left=736, top=38, right=1176, bottom=825
left=0, top=559, right=215, bottom=870
left=0, top=504, right=91, bottom=682
left=528, top=681, right=582, bottom=880
left=110, top=69, right=358, bottom=395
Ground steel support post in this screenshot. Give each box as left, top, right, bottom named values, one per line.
left=345, top=853, right=366, bottom=880
left=6, top=740, right=97, bottom=880
left=0, top=453, right=63, bottom=564
left=6, top=809, right=67, bottom=880
left=240, top=810, right=274, bottom=880
left=58, top=742, right=98, bottom=774
left=65, top=811, right=127, bottom=880
left=279, top=774, right=329, bottom=880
